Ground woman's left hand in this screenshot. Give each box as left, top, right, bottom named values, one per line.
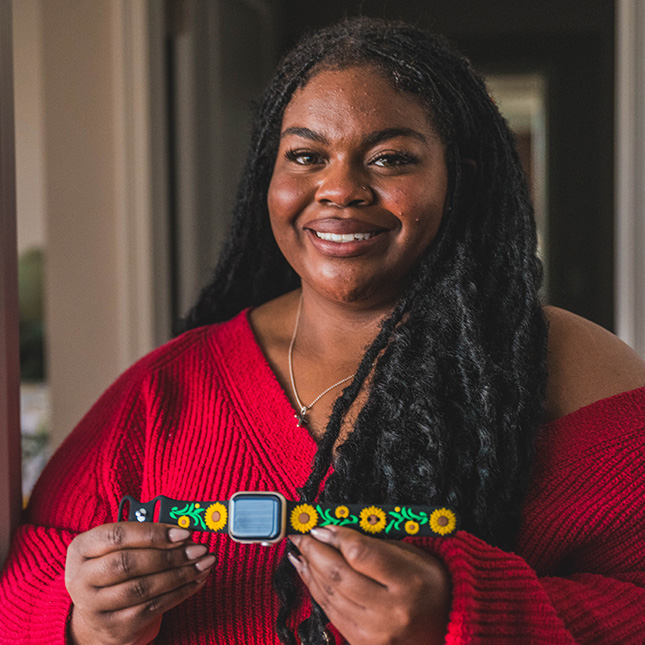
left=288, top=525, right=451, bottom=645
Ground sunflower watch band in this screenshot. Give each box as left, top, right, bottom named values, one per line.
left=118, top=493, right=458, bottom=545
left=286, top=501, right=458, bottom=538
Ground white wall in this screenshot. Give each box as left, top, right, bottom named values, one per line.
left=40, top=0, right=124, bottom=451
left=3, top=0, right=168, bottom=563
left=16, top=0, right=169, bottom=453
left=13, top=0, right=45, bottom=256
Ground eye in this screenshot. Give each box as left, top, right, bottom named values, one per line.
left=369, top=151, right=418, bottom=168
left=284, top=149, right=325, bottom=166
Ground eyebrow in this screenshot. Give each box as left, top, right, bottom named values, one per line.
left=362, top=127, right=428, bottom=147
left=280, top=126, right=428, bottom=147
left=281, top=127, right=328, bottom=143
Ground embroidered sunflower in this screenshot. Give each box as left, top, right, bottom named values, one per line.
left=335, top=506, right=350, bottom=519
left=359, top=506, right=386, bottom=534
left=204, top=502, right=227, bottom=531
left=429, top=508, right=457, bottom=536
left=404, top=520, right=420, bottom=535
left=177, top=515, right=191, bottom=529
left=291, top=504, right=318, bottom=533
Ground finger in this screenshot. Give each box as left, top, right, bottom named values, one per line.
left=288, top=550, right=365, bottom=614
left=310, top=528, right=452, bottom=632
left=305, top=525, right=427, bottom=588
left=100, top=571, right=210, bottom=634
left=71, top=523, right=191, bottom=561
left=82, top=542, right=211, bottom=587
left=290, top=534, right=387, bottom=607
left=291, top=530, right=449, bottom=644
left=287, top=550, right=367, bottom=643
left=93, top=554, right=216, bottom=612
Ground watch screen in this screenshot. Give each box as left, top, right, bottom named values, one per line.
left=231, top=494, right=281, bottom=540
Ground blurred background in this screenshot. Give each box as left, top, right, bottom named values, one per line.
left=8, top=0, right=643, bottom=497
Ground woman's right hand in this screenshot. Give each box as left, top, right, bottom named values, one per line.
left=65, top=522, right=215, bottom=645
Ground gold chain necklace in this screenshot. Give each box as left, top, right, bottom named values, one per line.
left=288, top=296, right=356, bottom=427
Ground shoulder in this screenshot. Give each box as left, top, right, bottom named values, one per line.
left=106, top=317, right=247, bottom=395
left=77, top=325, right=219, bottom=412
left=544, top=306, right=645, bottom=421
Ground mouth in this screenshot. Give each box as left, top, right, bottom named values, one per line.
left=312, top=231, right=380, bottom=243
left=304, top=226, right=387, bottom=258
left=303, top=217, right=391, bottom=257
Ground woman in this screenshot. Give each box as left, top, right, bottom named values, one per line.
left=2, top=17, right=645, bottom=645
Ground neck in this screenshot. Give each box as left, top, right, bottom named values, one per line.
left=247, top=286, right=398, bottom=438
left=296, top=285, right=394, bottom=368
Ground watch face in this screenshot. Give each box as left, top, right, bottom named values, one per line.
left=230, top=493, right=283, bottom=541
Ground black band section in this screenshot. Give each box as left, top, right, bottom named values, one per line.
left=119, top=495, right=230, bottom=533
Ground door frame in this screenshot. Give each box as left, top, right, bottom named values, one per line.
left=615, top=0, right=645, bottom=357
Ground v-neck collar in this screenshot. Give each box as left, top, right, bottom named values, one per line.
left=204, top=310, right=319, bottom=498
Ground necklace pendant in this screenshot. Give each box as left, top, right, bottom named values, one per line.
left=295, top=407, right=308, bottom=427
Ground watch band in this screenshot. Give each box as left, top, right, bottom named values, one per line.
left=118, top=494, right=458, bottom=539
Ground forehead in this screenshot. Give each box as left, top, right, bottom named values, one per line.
left=281, top=66, right=438, bottom=139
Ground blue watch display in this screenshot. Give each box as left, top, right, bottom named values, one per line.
left=229, top=492, right=286, bottom=543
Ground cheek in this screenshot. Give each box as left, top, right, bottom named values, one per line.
left=397, top=192, right=447, bottom=257
left=387, top=187, right=407, bottom=220
left=392, top=190, right=445, bottom=231
left=267, top=175, right=311, bottom=267
left=267, top=174, right=310, bottom=227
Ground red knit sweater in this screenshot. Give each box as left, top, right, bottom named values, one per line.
left=1, top=311, right=644, bottom=644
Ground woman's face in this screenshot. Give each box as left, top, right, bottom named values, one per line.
left=268, top=65, right=448, bottom=310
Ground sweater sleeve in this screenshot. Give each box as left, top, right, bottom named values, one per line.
left=0, top=363, right=150, bottom=645
left=415, top=531, right=644, bottom=644
left=408, top=388, right=645, bottom=644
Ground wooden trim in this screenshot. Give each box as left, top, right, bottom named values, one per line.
left=615, top=0, right=645, bottom=356
left=0, top=0, right=22, bottom=566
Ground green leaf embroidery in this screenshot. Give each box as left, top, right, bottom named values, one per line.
left=317, top=505, right=340, bottom=526
left=384, top=507, right=427, bottom=533
left=317, top=505, right=359, bottom=528
left=170, top=503, right=207, bottom=530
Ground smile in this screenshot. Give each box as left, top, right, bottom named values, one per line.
left=313, top=231, right=378, bottom=243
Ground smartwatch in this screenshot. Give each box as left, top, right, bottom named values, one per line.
left=118, top=493, right=458, bottom=546
left=228, top=492, right=286, bottom=544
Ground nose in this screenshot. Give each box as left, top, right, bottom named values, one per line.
left=315, top=161, right=373, bottom=208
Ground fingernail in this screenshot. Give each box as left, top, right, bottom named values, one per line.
left=168, top=528, right=191, bottom=542
left=195, top=554, right=216, bottom=571
left=185, top=544, right=208, bottom=560
left=287, top=551, right=303, bottom=571
left=310, top=527, right=332, bottom=542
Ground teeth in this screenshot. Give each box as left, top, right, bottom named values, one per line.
left=314, top=231, right=377, bottom=242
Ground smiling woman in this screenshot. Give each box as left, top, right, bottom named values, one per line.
left=267, top=67, right=448, bottom=310
left=2, top=15, right=645, bottom=645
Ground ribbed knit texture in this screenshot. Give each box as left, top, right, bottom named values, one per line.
left=1, top=311, right=644, bottom=644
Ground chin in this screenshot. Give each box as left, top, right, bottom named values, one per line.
left=315, top=281, right=401, bottom=310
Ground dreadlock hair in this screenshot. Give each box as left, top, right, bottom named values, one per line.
left=182, top=17, right=548, bottom=644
